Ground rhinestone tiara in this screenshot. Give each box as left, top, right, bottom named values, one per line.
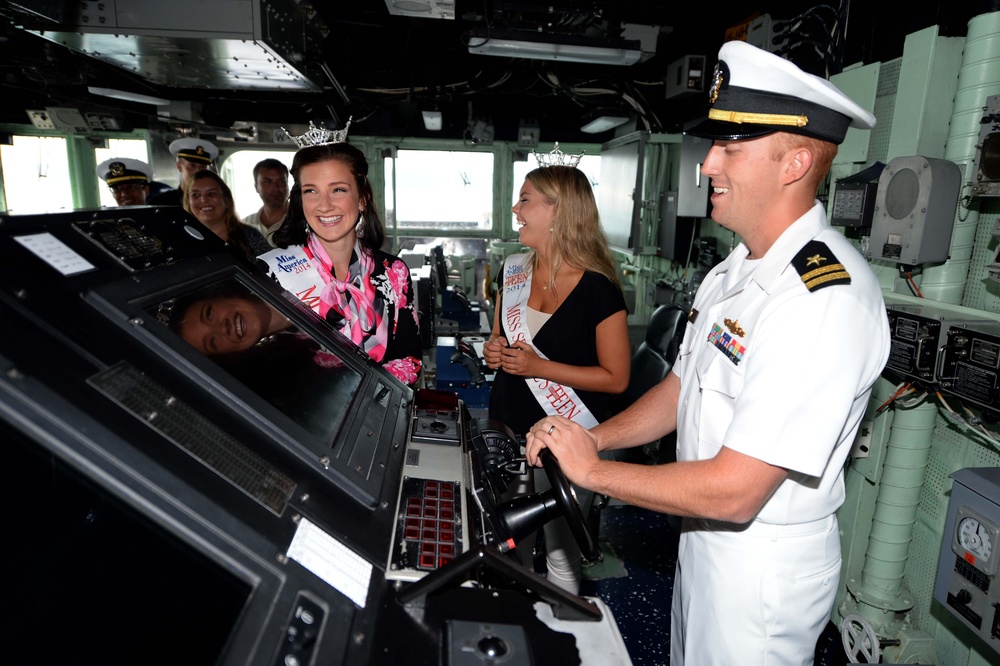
left=533, top=142, right=584, bottom=168
left=283, top=117, right=353, bottom=149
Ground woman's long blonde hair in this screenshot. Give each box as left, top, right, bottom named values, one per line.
left=525, top=165, right=623, bottom=294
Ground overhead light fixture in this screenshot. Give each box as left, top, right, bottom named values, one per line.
left=88, top=86, right=170, bottom=106
left=580, top=110, right=631, bottom=134
left=422, top=110, right=443, bottom=131
left=468, top=36, right=641, bottom=66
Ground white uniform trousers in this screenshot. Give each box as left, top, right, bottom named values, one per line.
left=670, top=514, right=840, bottom=665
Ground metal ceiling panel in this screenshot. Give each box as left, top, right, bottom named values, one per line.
left=14, top=0, right=325, bottom=92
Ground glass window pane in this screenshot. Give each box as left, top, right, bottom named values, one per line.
left=511, top=154, right=600, bottom=231
left=1, top=136, right=74, bottom=215
left=392, top=150, right=493, bottom=231
left=383, top=155, right=395, bottom=229
left=95, top=139, right=150, bottom=207
left=219, top=150, right=295, bottom=220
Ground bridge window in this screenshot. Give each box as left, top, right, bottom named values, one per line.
left=385, top=150, right=494, bottom=231
left=510, top=154, right=602, bottom=231
left=94, top=139, right=151, bottom=208
left=1, top=135, right=74, bottom=214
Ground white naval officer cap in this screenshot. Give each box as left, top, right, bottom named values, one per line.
left=96, top=157, right=153, bottom=185
left=168, top=137, right=219, bottom=164
left=686, top=40, right=876, bottom=145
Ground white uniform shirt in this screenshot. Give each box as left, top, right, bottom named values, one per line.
left=672, top=202, right=891, bottom=524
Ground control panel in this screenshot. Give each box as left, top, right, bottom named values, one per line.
left=939, top=321, right=1000, bottom=412
left=934, top=468, right=1000, bottom=656
left=885, top=305, right=949, bottom=382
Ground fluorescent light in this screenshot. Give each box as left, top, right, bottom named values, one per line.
left=88, top=86, right=170, bottom=106
left=422, top=110, right=443, bottom=131
left=468, top=37, right=641, bottom=66
left=581, top=113, right=630, bottom=134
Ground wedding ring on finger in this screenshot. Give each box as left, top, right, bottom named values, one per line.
left=547, top=425, right=556, bottom=435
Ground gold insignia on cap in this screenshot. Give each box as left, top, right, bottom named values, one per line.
left=110, top=162, right=125, bottom=176
left=723, top=318, right=746, bottom=337
left=709, top=64, right=723, bottom=104
left=806, top=253, right=826, bottom=267
left=195, top=145, right=205, bottom=156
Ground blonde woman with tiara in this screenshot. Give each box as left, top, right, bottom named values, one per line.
left=483, top=155, right=630, bottom=594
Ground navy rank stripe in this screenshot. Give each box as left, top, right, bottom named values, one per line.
left=791, top=240, right=851, bottom=292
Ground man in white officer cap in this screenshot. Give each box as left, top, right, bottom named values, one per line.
left=97, top=157, right=153, bottom=206
left=147, top=137, right=219, bottom=206
left=523, top=40, right=891, bottom=665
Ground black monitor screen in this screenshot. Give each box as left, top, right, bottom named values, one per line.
left=2, top=420, right=253, bottom=665
left=149, top=276, right=363, bottom=445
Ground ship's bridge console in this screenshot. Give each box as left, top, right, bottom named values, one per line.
left=0, top=207, right=627, bottom=665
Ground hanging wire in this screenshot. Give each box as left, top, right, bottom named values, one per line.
left=875, top=381, right=914, bottom=415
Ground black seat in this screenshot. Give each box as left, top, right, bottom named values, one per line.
left=608, top=303, right=688, bottom=465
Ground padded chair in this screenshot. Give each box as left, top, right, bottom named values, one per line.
left=608, top=302, right=688, bottom=465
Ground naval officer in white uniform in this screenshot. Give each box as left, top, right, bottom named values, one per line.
left=524, top=40, right=891, bottom=665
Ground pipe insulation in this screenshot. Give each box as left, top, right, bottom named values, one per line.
left=920, top=10, right=1000, bottom=304
left=848, top=402, right=937, bottom=616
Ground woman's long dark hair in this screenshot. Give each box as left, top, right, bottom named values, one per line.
left=272, top=142, right=385, bottom=253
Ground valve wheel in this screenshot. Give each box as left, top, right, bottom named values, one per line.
left=841, top=613, right=880, bottom=663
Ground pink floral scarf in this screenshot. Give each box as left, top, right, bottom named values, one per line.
left=307, top=235, right=389, bottom=361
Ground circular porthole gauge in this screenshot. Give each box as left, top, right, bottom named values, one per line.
left=953, top=506, right=1000, bottom=575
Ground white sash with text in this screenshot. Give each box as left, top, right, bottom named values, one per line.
left=259, top=246, right=324, bottom=314
left=500, top=253, right=598, bottom=428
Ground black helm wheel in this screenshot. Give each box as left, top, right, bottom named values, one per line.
left=539, top=448, right=600, bottom=562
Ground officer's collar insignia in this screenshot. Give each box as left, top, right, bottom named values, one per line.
left=792, top=240, right=851, bottom=292
left=724, top=318, right=746, bottom=337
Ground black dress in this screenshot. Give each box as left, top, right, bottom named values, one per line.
left=488, top=270, right=627, bottom=437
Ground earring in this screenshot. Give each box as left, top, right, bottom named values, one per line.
left=355, top=213, right=365, bottom=239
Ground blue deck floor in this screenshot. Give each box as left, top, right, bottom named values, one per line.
left=578, top=503, right=849, bottom=666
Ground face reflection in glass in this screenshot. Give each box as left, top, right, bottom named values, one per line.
left=177, top=295, right=277, bottom=355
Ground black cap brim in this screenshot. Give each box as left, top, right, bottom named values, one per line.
left=684, top=117, right=780, bottom=141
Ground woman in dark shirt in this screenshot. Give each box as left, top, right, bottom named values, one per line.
left=483, top=161, right=630, bottom=593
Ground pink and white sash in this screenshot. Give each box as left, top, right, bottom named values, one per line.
left=258, top=241, right=387, bottom=361
left=500, top=253, right=598, bottom=428
left=258, top=245, right=325, bottom=314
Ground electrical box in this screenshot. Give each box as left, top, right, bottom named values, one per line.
left=884, top=304, right=953, bottom=383
left=934, top=467, right=1000, bottom=657
left=869, top=155, right=962, bottom=266
left=939, top=321, right=1000, bottom=413
left=678, top=130, right=711, bottom=218
left=971, top=93, right=1000, bottom=197
left=831, top=162, right=884, bottom=233
left=745, top=13, right=787, bottom=54
left=665, top=55, right=706, bottom=100
left=656, top=191, right=696, bottom=262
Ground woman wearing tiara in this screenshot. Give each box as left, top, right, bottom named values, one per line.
left=483, top=159, right=630, bottom=594
left=259, top=125, right=422, bottom=386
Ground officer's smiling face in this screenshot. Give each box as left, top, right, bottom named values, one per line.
left=701, top=134, right=785, bottom=237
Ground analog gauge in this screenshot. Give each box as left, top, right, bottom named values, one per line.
left=958, top=516, right=993, bottom=561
